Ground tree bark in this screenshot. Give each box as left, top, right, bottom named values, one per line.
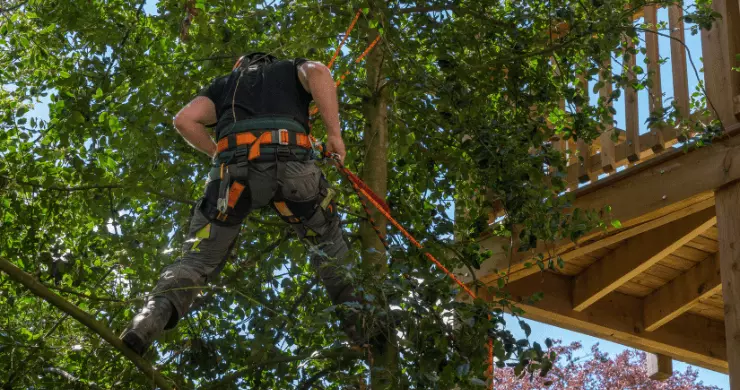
left=360, top=28, right=389, bottom=270
left=0, top=257, right=176, bottom=390
left=359, top=11, right=400, bottom=388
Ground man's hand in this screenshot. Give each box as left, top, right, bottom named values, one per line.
left=326, top=135, right=346, bottom=164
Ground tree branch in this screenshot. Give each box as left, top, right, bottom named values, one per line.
left=2, top=175, right=196, bottom=205
left=44, top=283, right=125, bottom=303
left=398, top=5, right=457, bottom=14
left=44, top=367, right=100, bottom=389
left=297, top=365, right=335, bottom=390
left=0, top=257, right=176, bottom=390
left=0, top=0, right=27, bottom=13
left=203, top=348, right=364, bottom=389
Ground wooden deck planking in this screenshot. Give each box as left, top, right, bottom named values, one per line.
left=566, top=255, right=601, bottom=268
left=673, top=246, right=713, bottom=262
left=690, top=301, right=726, bottom=322
left=703, top=226, right=720, bottom=241
left=644, top=263, right=685, bottom=281
left=659, top=255, right=701, bottom=272
left=616, top=281, right=656, bottom=297
left=686, top=235, right=720, bottom=253
left=629, top=272, right=667, bottom=290
left=702, top=292, right=726, bottom=309
left=552, top=262, right=584, bottom=276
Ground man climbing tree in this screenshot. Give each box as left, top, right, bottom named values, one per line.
left=119, top=52, right=380, bottom=355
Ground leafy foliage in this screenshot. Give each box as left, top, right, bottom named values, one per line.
left=0, top=0, right=717, bottom=388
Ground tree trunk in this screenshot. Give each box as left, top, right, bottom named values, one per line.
left=359, top=18, right=400, bottom=389
left=360, top=32, right=389, bottom=269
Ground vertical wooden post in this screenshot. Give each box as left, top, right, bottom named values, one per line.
left=716, top=181, right=740, bottom=389
left=598, top=62, right=616, bottom=172
left=624, top=30, right=641, bottom=162
left=646, top=353, right=673, bottom=381
left=644, top=5, right=666, bottom=152
left=700, top=0, right=740, bottom=128
left=669, top=5, right=690, bottom=123
left=576, top=74, right=592, bottom=183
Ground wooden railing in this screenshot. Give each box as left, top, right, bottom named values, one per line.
left=553, top=2, right=740, bottom=191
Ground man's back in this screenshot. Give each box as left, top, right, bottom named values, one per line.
left=200, top=59, right=314, bottom=138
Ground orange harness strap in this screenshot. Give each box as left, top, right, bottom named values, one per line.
left=216, top=130, right=311, bottom=157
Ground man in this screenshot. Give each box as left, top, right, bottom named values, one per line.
left=120, top=52, right=369, bottom=355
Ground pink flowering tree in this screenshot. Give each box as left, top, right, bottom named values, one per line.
left=494, top=341, right=722, bottom=390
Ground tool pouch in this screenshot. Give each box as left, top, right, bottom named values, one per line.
left=216, top=164, right=248, bottom=222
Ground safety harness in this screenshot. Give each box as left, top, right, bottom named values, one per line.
left=208, top=116, right=330, bottom=224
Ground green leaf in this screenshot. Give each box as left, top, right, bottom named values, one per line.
left=519, top=320, right=531, bottom=337
left=611, top=219, right=622, bottom=229
left=60, top=71, right=71, bottom=78
left=70, top=111, right=85, bottom=124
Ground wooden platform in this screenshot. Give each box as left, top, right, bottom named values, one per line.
left=459, top=1, right=740, bottom=385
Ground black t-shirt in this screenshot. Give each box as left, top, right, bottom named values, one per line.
left=198, top=58, right=313, bottom=138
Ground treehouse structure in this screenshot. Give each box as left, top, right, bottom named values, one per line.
left=461, top=1, right=740, bottom=387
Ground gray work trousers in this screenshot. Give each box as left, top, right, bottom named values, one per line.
left=149, top=160, right=357, bottom=330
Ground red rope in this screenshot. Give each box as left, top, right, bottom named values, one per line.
left=332, top=161, right=478, bottom=300
left=312, top=145, right=494, bottom=384
left=316, top=9, right=493, bottom=386
left=327, top=10, right=362, bottom=69
left=310, top=35, right=382, bottom=116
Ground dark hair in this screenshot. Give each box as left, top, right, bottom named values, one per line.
left=233, top=52, right=277, bottom=70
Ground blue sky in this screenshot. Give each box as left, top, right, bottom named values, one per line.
left=15, top=0, right=728, bottom=387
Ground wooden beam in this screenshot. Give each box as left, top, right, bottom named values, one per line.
left=716, top=181, right=740, bottom=389
left=470, top=195, right=716, bottom=287
left=572, top=126, right=740, bottom=228
left=487, top=272, right=728, bottom=373
left=644, top=253, right=722, bottom=332
left=561, top=198, right=716, bottom=265
left=647, top=353, right=673, bottom=381
left=572, top=208, right=716, bottom=311
left=472, top=126, right=740, bottom=286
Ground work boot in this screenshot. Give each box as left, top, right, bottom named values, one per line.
left=119, top=297, right=174, bottom=356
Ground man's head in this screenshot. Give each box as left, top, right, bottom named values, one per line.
left=232, top=52, right=277, bottom=70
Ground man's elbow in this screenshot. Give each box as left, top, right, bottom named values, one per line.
left=172, top=113, right=188, bottom=134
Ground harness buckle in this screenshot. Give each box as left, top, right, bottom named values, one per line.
left=278, top=129, right=290, bottom=145
left=276, top=144, right=292, bottom=161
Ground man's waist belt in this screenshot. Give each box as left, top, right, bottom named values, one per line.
left=216, top=129, right=311, bottom=160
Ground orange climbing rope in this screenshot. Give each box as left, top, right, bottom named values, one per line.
left=327, top=10, right=362, bottom=69
left=327, top=153, right=496, bottom=387
left=319, top=10, right=495, bottom=388
left=309, top=10, right=381, bottom=116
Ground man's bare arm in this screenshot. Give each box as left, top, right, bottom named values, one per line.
left=173, top=96, right=218, bottom=158
left=298, top=61, right=346, bottom=163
